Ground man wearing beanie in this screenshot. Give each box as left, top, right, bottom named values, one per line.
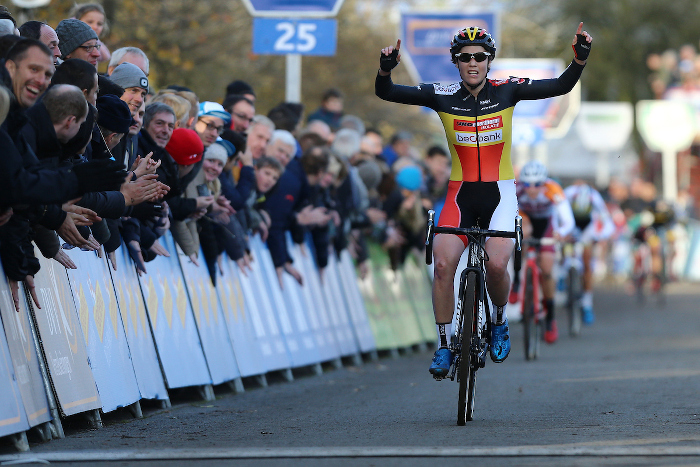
left=109, top=62, right=148, bottom=116
left=56, top=18, right=100, bottom=67
left=165, top=128, right=203, bottom=179
left=95, top=94, right=132, bottom=155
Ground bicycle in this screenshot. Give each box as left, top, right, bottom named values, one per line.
left=425, top=210, right=522, bottom=425
left=516, top=237, right=556, bottom=360
left=560, top=241, right=584, bottom=337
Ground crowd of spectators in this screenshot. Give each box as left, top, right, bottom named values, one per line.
left=0, top=4, right=451, bottom=309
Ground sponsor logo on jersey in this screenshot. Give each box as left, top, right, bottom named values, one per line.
left=490, top=78, right=510, bottom=86
left=480, top=99, right=491, bottom=105
left=510, top=77, right=526, bottom=84
left=451, top=107, right=469, bottom=111
left=455, top=129, right=503, bottom=145
left=433, top=82, right=461, bottom=95
left=453, top=116, right=503, bottom=132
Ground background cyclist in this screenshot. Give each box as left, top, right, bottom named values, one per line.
left=514, top=160, right=575, bottom=344
left=564, top=180, right=615, bottom=323
left=376, top=23, right=591, bottom=375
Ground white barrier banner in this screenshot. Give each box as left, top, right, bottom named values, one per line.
left=250, top=236, right=319, bottom=368
left=337, top=250, right=376, bottom=353
left=137, top=233, right=211, bottom=389
left=216, top=257, right=269, bottom=377
left=0, top=313, right=29, bottom=438
left=64, top=248, right=140, bottom=413
left=111, top=246, right=168, bottom=401
left=318, top=244, right=359, bottom=356
left=32, top=254, right=100, bottom=416
left=176, top=244, right=240, bottom=385
left=0, top=272, right=51, bottom=428
left=287, top=241, right=341, bottom=363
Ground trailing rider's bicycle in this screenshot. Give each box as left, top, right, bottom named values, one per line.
left=560, top=241, right=584, bottom=337
left=515, top=237, right=557, bottom=360
left=425, top=210, right=522, bottom=425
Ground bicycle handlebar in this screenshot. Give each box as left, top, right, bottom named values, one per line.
left=424, top=210, right=523, bottom=270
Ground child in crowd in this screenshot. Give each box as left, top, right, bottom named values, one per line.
left=248, top=156, right=284, bottom=242
left=72, top=3, right=111, bottom=63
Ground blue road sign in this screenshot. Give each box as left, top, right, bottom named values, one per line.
left=400, top=11, right=499, bottom=84
left=243, top=0, right=344, bottom=17
left=253, top=18, right=337, bottom=56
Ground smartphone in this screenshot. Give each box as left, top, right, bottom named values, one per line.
left=196, top=184, right=211, bottom=197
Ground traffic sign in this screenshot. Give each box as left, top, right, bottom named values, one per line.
left=242, top=0, right=345, bottom=18
left=253, top=18, right=336, bottom=56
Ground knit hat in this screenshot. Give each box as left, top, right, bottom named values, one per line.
left=198, top=101, right=231, bottom=125
left=215, top=137, right=236, bottom=158
left=204, top=141, right=229, bottom=165
left=56, top=19, right=98, bottom=58
left=166, top=128, right=204, bottom=166
left=357, top=160, right=382, bottom=191
left=109, top=62, right=148, bottom=90
left=96, top=95, right=133, bottom=134
left=395, top=165, right=422, bottom=191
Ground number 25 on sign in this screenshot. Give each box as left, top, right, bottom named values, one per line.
left=253, top=18, right=337, bottom=56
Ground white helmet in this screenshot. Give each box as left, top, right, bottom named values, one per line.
left=519, top=160, right=548, bottom=186
left=570, top=184, right=594, bottom=217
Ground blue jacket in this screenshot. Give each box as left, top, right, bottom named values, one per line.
left=261, top=158, right=310, bottom=267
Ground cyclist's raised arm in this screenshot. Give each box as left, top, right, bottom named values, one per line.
left=513, top=22, right=592, bottom=101
left=375, top=39, right=436, bottom=108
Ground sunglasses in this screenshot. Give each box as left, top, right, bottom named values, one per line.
left=454, top=52, right=491, bottom=63
left=521, top=181, right=544, bottom=188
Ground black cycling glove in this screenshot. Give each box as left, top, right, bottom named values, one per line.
left=72, top=159, right=128, bottom=193
left=380, top=48, right=400, bottom=72
left=572, top=34, right=591, bottom=61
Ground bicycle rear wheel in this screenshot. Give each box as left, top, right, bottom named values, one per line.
left=522, top=268, right=538, bottom=360
left=457, top=270, right=477, bottom=425
left=567, top=266, right=582, bottom=337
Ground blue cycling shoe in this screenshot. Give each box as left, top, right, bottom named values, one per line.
left=429, top=348, right=453, bottom=377
left=582, top=306, right=595, bottom=324
left=490, top=319, right=511, bottom=363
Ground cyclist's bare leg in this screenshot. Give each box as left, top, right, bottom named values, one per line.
left=484, top=237, right=515, bottom=313
left=582, top=243, right=593, bottom=293
left=538, top=251, right=556, bottom=299
left=432, top=234, right=467, bottom=324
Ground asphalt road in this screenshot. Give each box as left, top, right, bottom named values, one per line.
left=2, top=282, right=700, bottom=466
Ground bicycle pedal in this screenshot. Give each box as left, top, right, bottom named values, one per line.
left=432, top=374, right=445, bottom=381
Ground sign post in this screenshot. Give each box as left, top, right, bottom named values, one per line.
left=636, top=100, right=697, bottom=201
left=575, top=102, right=633, bottom=187
left=242, top=0, right=345, bottom=103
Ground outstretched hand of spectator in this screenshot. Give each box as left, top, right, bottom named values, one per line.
left=57, top=215, right=96, bottom=250
left=150, top=239, right=170, bottom=257
left=276, top=262, right=303, bottom=289
left=107, top=251, right=117, bottom=271
left=53, top=249, right=77, bottom=269
left=121, top=174, right=162, bottom=206
left=131, top=152, right=161, bottom=178
left=296, top=205, right=331, bottom=227
left=126, top=240, right=147, bottom=275
left=9, top=275, right=40, bottom=313
left=0, top=208, right=12, bottom=227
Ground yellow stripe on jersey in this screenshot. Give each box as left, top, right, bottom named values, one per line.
left=438, top=107, right=515, bottom=182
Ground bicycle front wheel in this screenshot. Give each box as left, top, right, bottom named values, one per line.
left=457, top=270, right=478, bottom=425
left=522, top=268, right=538, bottom=360
left=567, top=266, right=582, bottom=337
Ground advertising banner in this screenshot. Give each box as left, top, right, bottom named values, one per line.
left=0, top=316, right=29, bottom=438
left=64, top=248, right=140, bottom=413
left=137, top=234, right=211, bottom=389
left=318, top=246, right=360, bottom=356
left=176, top=244, right=240, bottom=385
left=0, top=273, right=51, bottom=428
left=236, top=241, right=291, bottom=372
left=216, top=257, right=269, bottom=378
left=287, top=239, right=341, bottom=363
left=336, top=250, right=376, bottom=353
left=32, top=254, right=100, bottom=416
left=249, top=236, right=319, bottom=368
left=400, top=256, right=435, bottom=342
left=111, top=247, right=168, bottom=401
left=400, top=11, right=498, bottom=84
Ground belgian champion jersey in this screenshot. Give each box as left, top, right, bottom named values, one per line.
left=375, top=61, right=585, bottom=183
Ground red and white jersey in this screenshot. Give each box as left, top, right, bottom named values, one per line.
left=517, top=178, right=575, bottom=237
